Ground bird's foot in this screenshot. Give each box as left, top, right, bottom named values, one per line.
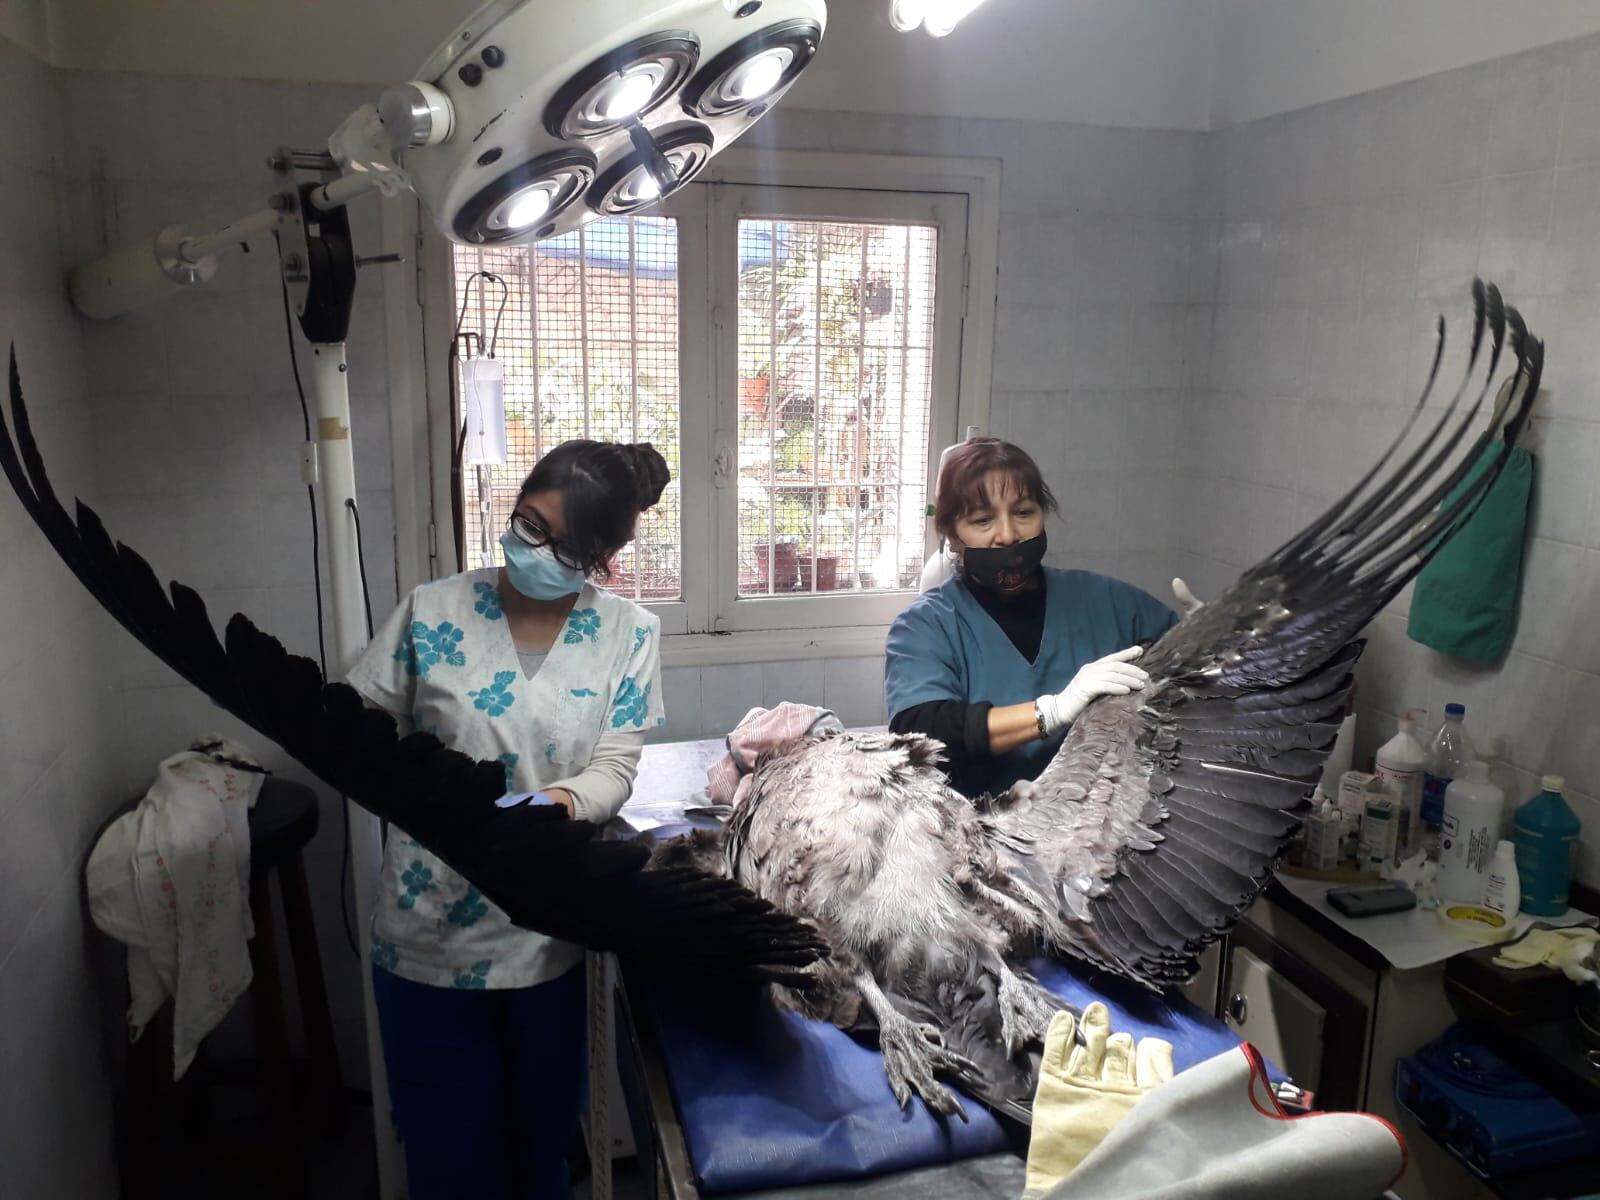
left=878, top=1015, right=975, bottom=1122
left=997, top=966, right=1058, bottom=1057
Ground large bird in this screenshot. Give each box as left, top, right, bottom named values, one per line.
left=652, top=280, right=1542, bottom=1119
left=0, top=348, right=827, bottom=983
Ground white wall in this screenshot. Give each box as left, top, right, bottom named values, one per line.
left=1183, top=35, right=1600, bottom=887
left=1213, top=0, right=1600, bottom=125
left=0, top=31, right=122, bottom=1200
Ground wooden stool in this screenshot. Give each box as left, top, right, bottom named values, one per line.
left=245, top=777, right=348, bottom=1191
left=104, top=776, right=347, bottom=1198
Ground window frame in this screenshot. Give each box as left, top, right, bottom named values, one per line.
left=707, top=182, right=967, bottom=632
left=394, top=150, right=1000, bottom=667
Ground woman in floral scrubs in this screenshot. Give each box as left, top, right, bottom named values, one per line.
left=349, top=440, right=670, bottom=1200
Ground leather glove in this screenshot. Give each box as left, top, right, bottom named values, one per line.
left=1036, top=647, right=1149, bottom=736
left=1024, top=1003, right=1173, bottom=1196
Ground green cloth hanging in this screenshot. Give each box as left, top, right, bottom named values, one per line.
left=1406, top=442, right=1535, bottom=662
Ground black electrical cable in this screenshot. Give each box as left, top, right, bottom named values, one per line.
left=345, top=498, right=376, bottom=641
left=276, top=231, right=360, bottom=960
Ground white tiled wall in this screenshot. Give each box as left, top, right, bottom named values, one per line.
left=0, top=35, right=121, bottom=1199
left=1182, top=38, right=1600, bottom=886
left=42, top=68, right=401, bottom=1092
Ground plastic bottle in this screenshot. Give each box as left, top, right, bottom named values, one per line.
left=1483, top=840, right=1521, bottom=919
left=1512, top=775, right=1583, bottom=917
left=1375, top=711, right=1427, bottom=855
left=1304, top=786, right=1344, bottom=871
left=1438, top=761, right=1504, bottom=905
left=1422, top=704, right=1473, bottom=831
left=1359, top=787, right=1400, bottom=871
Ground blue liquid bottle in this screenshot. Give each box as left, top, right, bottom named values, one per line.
left=1512, top=775, right=1582, bottom=917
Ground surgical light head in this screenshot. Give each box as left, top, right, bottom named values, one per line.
left=392, top=0, right=827, bottom=247
left=66, top=0, right=827, bottom=319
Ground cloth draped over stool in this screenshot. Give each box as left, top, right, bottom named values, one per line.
left=87, top=737, right=264, bottom=1078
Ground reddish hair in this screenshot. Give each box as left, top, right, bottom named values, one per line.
left=933, top=438, right=1058, bottom=539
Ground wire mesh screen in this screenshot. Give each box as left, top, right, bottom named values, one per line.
left=451, top=216, right=682, bottom=601
left=736, top=219, right=938, bottom=597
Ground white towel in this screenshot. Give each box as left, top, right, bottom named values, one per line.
left=87, top=737, right=264, bottom=1078
left=1042, top=1044, right=1406, bottom=1200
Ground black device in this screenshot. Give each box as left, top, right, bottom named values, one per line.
left=1326, top=881, right=1417, bottom=918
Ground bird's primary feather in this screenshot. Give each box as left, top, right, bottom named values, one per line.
left=658, top=280, right=1542, bottom=1118
left=1, top=347, right=828, bottom=981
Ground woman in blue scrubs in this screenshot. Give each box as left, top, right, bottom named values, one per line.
left=886, top=438, right=1185, bottom=797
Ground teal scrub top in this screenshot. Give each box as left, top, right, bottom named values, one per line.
left=884, top=568, right=1177, bottom=795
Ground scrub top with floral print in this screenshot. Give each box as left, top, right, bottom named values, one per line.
left=348, top=569, right=666, bottom=990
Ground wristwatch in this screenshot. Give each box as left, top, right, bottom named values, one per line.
left=1034, top=701, right=1049, bottom=740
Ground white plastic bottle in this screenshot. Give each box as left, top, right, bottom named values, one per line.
left=1375, top=711, right=1427, bottom=856
left=1304, top=786, right=1344, bottom=871
left=1438, top=761, right=1504, bottom=904
left=1483, top=840, right=1521, bottom=919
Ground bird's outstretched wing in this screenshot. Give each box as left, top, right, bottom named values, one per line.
left=3, top=348, right=827, bottom=980
left=992, top=280, right=1541, bottom=985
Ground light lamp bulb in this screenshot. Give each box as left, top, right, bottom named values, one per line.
left=502, top=185, right=553, bottom=229
left=727, top=49, right=788, bottom=101
left=600, top=71, right=659, bottom=121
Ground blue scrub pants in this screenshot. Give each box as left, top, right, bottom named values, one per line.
left=372, top=964, right=586, bottom=1200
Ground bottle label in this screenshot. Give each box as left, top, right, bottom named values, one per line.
left=1422, top=774, right=1449, bottom=825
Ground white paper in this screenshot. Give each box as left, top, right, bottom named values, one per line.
left=1273, top=873, right=1596, bottom=970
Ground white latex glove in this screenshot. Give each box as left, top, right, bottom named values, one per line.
left=1036, top=646, right=1149, bottom=736
left=1172, top=577, right=1204, bottom=615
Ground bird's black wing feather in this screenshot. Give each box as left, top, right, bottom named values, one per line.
left=992, top=281, right=1541, bottom=985
left=3, top=347, right=826, bottom=979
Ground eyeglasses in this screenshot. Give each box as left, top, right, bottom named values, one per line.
left=507, top=511, right=553, bottom=549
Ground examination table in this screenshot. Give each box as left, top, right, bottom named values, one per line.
left=602, top=737, right=1262, bottom=1198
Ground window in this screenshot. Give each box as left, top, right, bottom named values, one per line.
left=451, top=218, right=682, bottom=603
left=419, top=153, right=998, bottom=658
left=733, top=218, right=939, bottom=600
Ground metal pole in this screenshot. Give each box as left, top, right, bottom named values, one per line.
left=305, top=341, right=401, bottom=1199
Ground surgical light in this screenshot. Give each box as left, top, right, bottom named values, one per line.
left=593, top=125, right=714, bottom=214
left=727, top=48, right=789, bottom=100
left=685, top=17, right=823, bottom=118
left=600, top=70, right=662, bottom=121
left=494, top=184, right=555, bottom=231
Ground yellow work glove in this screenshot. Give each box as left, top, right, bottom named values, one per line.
left=1024, top=1003, right=1174, bottom=1197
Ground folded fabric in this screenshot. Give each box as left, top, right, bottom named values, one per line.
left=86, top=737, right=264, bottom=1078
left=706, top=702, right=843, bottom=807
left=1495, top=928, right=1600, bottom=983
left=1043, top=1044, right=1405, bottom=1200
left=1024, top=1002, right=1173, bottom=1196
left=1407, top=409, right=1534, bottom=662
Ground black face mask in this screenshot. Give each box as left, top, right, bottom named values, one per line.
left=959, top=532, right=1047, bottom=592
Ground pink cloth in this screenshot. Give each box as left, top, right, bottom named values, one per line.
left=707, top=703, right=843, bottom=807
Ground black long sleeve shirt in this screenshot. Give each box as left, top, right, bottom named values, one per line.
left=888, top=574, right=1048, bottom=795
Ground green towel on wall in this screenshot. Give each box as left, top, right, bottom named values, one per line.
left=1407, top=442, right=1535, bottom=662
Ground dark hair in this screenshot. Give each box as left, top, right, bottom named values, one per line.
left=933, top=438, right=1058, bottom=539
left=518, top=440, right=670, bottom=576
